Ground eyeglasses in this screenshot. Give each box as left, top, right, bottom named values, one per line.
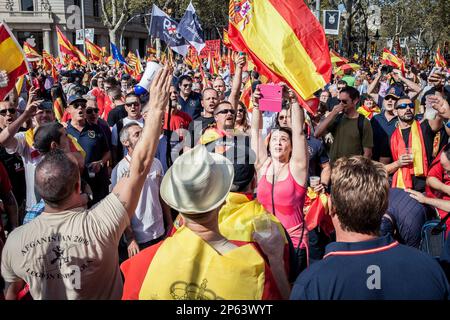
left=278, top=115, right=291, bottom=121
left=126, top=102, right=140, bottom=107
left=86, top=108, right=99, bottom=115
left=181, top=84, right=192, bottom=88
left=0, top=108, right=16, bottom=116
left=337, top=86, right=346, bottom=91
left=215, top=109, right=236, bottom=115
left=237, top=109, right=245, bottom=113
left=395, top=103, right=415, bottom=110
left=338, top=99, right=349, bottom=104
left=384, top=96, right=398, bottom=101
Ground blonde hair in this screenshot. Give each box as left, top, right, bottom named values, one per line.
left=331, top=156, right=389, bottom=235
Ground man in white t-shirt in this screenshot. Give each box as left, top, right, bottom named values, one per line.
left=1, top=66, right=173, bottom=300
left=112, top=122, right=173, bottom=258
left=111, top=93, right=144, bottom=166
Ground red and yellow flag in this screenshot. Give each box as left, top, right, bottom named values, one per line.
left=223, top=29, right=231, bottom=48
left=435, top=45, right=447, bottom=68
left=23, top=42, right=41, bottom=62
left=228, top=0, right=331, bottom=114
left=382, top=48, right=406, bottom=74
left=56, top=26, right=87, bottom=65
left=53, top=97, right=65, bottom=122
left=390, top=120, right=428, bottom=189
left=0, top=23, right=29, bottom=101
left=85, top=39, right=103, bottom=63
left=330, top=49, right=348, bottom=67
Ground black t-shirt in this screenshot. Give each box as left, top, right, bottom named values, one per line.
left=327, top=97, right=340, bottom=111
left=107, top=105, right=128, bottom=127
left=188, top=115, right=215, bottom=147
left=0, top=147, right=25, bottom=205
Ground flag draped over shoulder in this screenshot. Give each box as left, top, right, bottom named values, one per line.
left=150, top=4, right=189, bottom=57
left=177, top=1, right=205, bottom=54
left=0, top=23, right=29, bottom=101
left=228, top=0, right=331, bottom=113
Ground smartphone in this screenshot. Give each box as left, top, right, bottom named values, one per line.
left=259, top=84, right=283, bottom=112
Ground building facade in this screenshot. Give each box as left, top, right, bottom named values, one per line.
left=0, top=0, right=149, bottom=57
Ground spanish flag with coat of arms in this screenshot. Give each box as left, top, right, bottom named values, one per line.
left=0, top=22, right=29, bottom=101
left=228, top=0, right=332, bottom=114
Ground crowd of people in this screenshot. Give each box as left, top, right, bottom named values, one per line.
left=0, top=49, right=450, bottom=300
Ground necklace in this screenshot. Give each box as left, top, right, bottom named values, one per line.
left=271, top=161, right=288, bottom=184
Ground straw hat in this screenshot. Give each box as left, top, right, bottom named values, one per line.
left=160, top=145, right=234, bottom=214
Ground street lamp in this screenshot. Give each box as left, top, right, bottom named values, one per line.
left=120, top=13, right=152, bottom=54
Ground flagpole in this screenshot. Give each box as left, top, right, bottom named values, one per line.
left=81, top=0, right=86, bottom=55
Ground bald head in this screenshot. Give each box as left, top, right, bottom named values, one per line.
left=35, top=150, right=80, bottom=208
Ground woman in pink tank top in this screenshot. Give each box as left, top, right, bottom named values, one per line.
left=251, top=87, right=309, bottom=273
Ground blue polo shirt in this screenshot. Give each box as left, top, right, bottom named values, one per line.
left=66, top=122, right=109, bottom=164
left=290, top=235, right=450, bottom=300
left=371, top=111, right=398, bottom=161
left=307, top=136, right=329, bottom=178
left=178, top=92, right=202, bottom=119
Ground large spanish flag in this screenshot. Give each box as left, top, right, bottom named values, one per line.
left=56, top=26, right=87, bottom=65
left=381, top=48, right=405, bottom=74
left=228, top=0, right=331, bottom=112
left=85, top=39, right=102, bottom=63
left=0, top=23, right=29, bottom=101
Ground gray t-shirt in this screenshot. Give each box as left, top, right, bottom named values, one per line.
left=1, top=193, right=129, bottom=300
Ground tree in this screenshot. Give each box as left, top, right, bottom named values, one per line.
left=99, top=0, right=130, bottom=46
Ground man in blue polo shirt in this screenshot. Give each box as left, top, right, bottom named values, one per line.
left=290, top=156, right=450, bottom=300
left=177, top=75, right=202, bottom=119
left=66, top=95, right=111, bottom=205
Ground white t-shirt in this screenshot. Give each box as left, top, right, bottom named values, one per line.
left=6, top=131, right=42, bottom=210
left=112, top=155, right=165, bottom=244
left=1, top=193, right=129, bottom=300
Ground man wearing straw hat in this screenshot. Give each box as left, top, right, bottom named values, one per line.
left=121, top=144, right=287, bottom=300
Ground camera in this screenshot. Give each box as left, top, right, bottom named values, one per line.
left=381, top=65, right=394, bottom=75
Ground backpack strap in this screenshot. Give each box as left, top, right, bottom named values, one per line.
left=116, top=119, right=125, bottom=163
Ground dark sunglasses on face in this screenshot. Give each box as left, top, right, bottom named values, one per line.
left=126, top=102, right=140, bottom=107
left=73, top=103, right=87, bottom=109
left=215, top=109, right=236, bottom=115
left=384, top=96, right=397, bottom=101
left=338, top=99, right=349, bottom=104
left=396, top=103, right=415, bottom=110
left=181, top=84, right=192, bottom=88
left=279, top=115, right=291, bottom=121
left=0, top=108, right=16, bottom=116
left=237, top=109, right=245, bottom=113
left=86, top=108, right=99, bottom=115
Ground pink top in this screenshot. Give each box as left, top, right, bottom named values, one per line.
left=257, top=162, right=307, bottom=248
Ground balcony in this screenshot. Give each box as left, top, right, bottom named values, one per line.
left=0, top=10, right=53, bottom=25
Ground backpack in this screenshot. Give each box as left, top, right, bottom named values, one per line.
left=420, top=212, right=450, bottom=258
left=334, top=113, right=366, bottom=154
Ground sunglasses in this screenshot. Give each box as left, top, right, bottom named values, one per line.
left=126, top=102, right=140, bottom=107
left=237, top=109, right=245, bottom=113
left=215, top=109, right=236, bottom=115
left=73, top=103, right=87, bottom=109
left=384, top=96, right=398, bottom=101
left=338, top=99, right=349, bottom=104
left=86, top=108, right=99, bottom=115
left=181, top=84, right=192, bottom=88
left=0, top=108, right=16, bottom=116
left=278, top=115, right=291, bottom=121
left=396, top=103, right=415, bottom=110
